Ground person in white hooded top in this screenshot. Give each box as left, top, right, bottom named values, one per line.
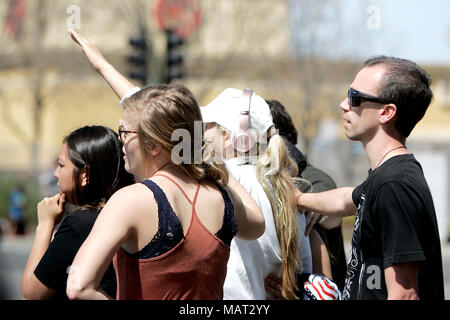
left=201, top=88, right=312, bottom=299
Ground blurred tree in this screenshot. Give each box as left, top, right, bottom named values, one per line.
left=0, top=0, right=153, bottom=175
left=0, top=0, right=48, bottom=177
left=186, top=0, right=364, bottom=155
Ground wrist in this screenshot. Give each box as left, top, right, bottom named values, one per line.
left=36, top=221, right=55, bottom=233
left=296, top=191, right=303, bottom=206
left=95, top=59, right=112, bottom=74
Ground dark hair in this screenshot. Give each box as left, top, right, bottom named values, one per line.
left=364, top=55, right=433, bottom=137
left=265, top=99, right=298, bottom=145
left=63, top=125, right=134, bottom=211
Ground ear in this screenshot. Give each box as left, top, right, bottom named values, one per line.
left=150, top=143, right=162, bottom=157
left=80, top=166, right=89, bottom=187
left=379, top=103, right=397, bottom=125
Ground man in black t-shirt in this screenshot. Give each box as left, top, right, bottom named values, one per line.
left=296, top=56, right=444, bottom=300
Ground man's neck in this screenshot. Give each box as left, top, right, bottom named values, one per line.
left=363, top=134, right=408, bottom=170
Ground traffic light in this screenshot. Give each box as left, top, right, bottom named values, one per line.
left=127, top=28, right=148, bottom=85
left=165, top=29, right=184, bottom=83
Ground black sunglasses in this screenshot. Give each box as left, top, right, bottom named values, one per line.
left=347, top=88, right=389, bottom=107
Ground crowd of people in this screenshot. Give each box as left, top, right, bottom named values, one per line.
left=20, top=29, right=444, bottom=300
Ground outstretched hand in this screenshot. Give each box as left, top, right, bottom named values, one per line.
left=68, top=28, right=108, bottom=72
left=67, top=28, right=138, bottom=101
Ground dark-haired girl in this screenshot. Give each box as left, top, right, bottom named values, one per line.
left=21, top=126, right=134, bottom=300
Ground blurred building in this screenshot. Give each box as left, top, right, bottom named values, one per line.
left=0, top=1, right=449, bottom=206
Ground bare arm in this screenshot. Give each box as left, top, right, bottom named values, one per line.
left=66, top=186, right=140, bottom=300
left=309, top=229, right=333, bottom=280
left=226, top=173, right=265, bottom=240
left=385, top=263, right=420, bottom=300
left=296, top=187, right=357, bottom=217
left=68, top=29, right=137, bottom=101
left=22, top=194, right=65, bottom=299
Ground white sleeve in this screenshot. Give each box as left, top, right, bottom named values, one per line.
left=119, top=87, right=141, bottom=107
left=297, top=212, right=313, bottom=273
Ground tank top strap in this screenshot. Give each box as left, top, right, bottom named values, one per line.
left=153, top=174, right=192, bottom=204
left=153, top=174, right=201, bottom=206
left=140, top=179, right=170, bottom=213
left=214, top=183, right=232, bottom=209
left=191, top=183, right=201, bottom=208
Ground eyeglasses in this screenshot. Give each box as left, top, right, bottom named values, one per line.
left=118, top=125, right=137, bottom=143
left=347, top=88, right=389, bottom=107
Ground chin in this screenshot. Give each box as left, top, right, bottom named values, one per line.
left=344, top=129, right=361, bottom=141
left=125, top=163, right=138, bottom=177
left=345, top=132, right=356, bottom=141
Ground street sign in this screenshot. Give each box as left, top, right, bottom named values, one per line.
left=155, top=0, right=202, bottom=39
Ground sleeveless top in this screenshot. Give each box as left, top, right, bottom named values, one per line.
left=113, top=174, right=237, bottom=300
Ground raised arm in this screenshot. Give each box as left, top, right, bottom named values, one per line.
left=68, top=29, right=138, bottom=101
left=226, top=173, right=265, bottom=240
left=296, top=187, right=357, bottom=217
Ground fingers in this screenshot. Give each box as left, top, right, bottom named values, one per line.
left=58, top=193, right=66, bottom=214
left=68, top=28, right=90, bottom=48
left=304, top=211, right=320, bottom=236
left=38, top=197, right=50, bottom=208
left=264, top=274, right=283, bottom=299
left=38, top=194, right=63, bottom=210
left=68, top=28, right=81, bottom=46
left=305, top=221, right=314, bottom=237
left=305, top=211, right=312, bottom=225
left=266, top=273, right=282, bottom=286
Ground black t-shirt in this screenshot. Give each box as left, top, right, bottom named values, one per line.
left=283, top=138, right=308, bottom=175
left=343, top=154, right=444, bottom=300
left=301, top=164, right=337, bottom=192
left=34, top=209, right=117, bottom=300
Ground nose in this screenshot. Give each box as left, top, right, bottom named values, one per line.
left=339, top=97, right=350, bottom=112
left=54, top=166, right=59, bottom=179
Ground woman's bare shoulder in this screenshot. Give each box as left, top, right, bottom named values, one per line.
left=104, top=182, right=156, bottom=213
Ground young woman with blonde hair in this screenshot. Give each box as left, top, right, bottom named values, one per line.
left=66, top=30, right=265, bottom=300
left=202, top=88, right=312, bottom=299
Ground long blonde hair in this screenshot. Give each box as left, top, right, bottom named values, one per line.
left=256, top=126, right=302, bottom=299
left=122, top=84, right=228, bottom=185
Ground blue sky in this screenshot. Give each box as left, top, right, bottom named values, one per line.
left=290, top=0, right=450, bottom=66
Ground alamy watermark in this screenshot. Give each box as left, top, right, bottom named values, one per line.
left=367, top=4, right=381, bottom=30
left=170, top=121, right=282, bottom=175
left=67, top=5, right=81, bottom=30
left=66, top=264, right=81, bottom=290
left=366, top=265, right=381, bottom=290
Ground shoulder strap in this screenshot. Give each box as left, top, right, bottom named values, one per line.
left=153, top=174, right=201, bottom=207
left=215, top=183, right=233, bottom=211
left=192, top=183, right=201, bottom=207
left=140, top=179, right=170, bottom=210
